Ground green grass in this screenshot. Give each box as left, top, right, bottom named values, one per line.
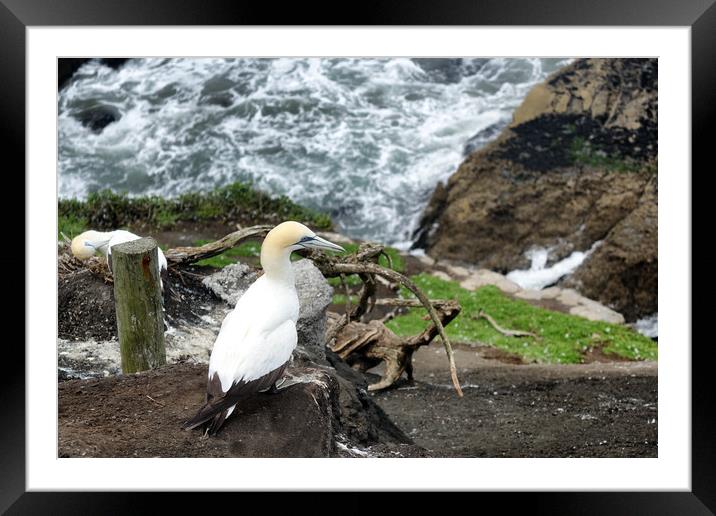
left=57, top=181, right=332, bottom=234
left=58, top=214, right=88, bottom=239
left=193, top=240, right=262, bottom=268
left=569, top=137, right=655, bottom=174
left=386, top=273, right=658, bottom=364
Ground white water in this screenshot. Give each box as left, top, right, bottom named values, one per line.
left=506, top=243, right=601, bottom=290
left=58, top=57, right=571, bottom=245
left=633, top=313, right=658, bottom=339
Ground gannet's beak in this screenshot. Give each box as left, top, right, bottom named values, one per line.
left=301, top=235, right=345, bottom=253
left=86, top=239, right=110, bottom=249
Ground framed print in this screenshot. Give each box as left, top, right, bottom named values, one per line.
left=4, top=0, right=713, bottom=512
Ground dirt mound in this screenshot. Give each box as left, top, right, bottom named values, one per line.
left=58, top=362, right=422, bottom=458
left=413, top=58, right=657, bottom=319
left=58, top=265, right=221, bottom=342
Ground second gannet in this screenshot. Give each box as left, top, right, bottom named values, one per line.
left=183, top=221, right=344, bottom=436
left=71, top=229, right=168, bottom=289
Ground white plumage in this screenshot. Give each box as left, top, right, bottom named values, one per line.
left=184, top=220, right=344, bottom=435
left=71, top=229, right=168, bottom=288
left=209, top=274, right=299, bottom=393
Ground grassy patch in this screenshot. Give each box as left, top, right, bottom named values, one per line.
left=194, top=240, right=262, bottom=268
left=569, top=137, right=655, bottom=174
left=386, top=273, right=657, bottom=364
left=58, top=214, right=88, bottom=239
left=58, top=181, right=332, bottom=234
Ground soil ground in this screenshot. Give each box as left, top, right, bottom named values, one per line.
left=371, top=342, right=657, bottom=457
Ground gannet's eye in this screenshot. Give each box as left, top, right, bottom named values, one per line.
left=298, top=236, right=314, bottom=243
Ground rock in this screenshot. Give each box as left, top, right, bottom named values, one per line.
left=569, top=305, right=625, bottom=325
left=326, top=350, right=414, bottom=447
left=445, top=264, right=471, bottom=278
left=460, top=269, right=520, bottom=294
left=540, top=286, right=562, bottom=299
left=431, top=270, right=452, bottom=281
left=58, top=363, right=339, bottom=457
left=74, top=104, right=122, bottom=133
left=413, top=58, right=657, bottom=320
left=415, top=253, right=436, bottom=267
left=563, top=179, right=657, bottom=320
left=556, top=288, right=585, bottom=307
left=202, top=260, right=334, bottom=363
left=58, top=58, right=129, bottom=89
left=293, top=260, right=334, bottom=364
left=202, top=263, right=258, bottom=305
left=514, top=289, right=543, bottom=300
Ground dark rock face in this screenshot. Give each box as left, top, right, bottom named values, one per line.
left=58, top=58, right=129, bottom=89
left=413, top=58, right=657, bottom=318
left=563, top=178, right=658, bottom=320
left=74, top=104, right=122, bottom=133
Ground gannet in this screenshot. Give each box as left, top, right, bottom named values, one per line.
left=183, top=221, right=344, bottom=436
left=71, top=229, right=168, bottom=289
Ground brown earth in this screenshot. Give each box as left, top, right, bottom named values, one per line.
left=58, top=364, right=339, bottom=457
left=58, top=362, right=425, bottom=458
left=413, top=58, right=657, bottom=320
left=371, top=342, right=658, bottom=457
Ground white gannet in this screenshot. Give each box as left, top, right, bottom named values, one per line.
left=71, top=229, right=168, bottom=289
left=183, top=221, right=344, bottom=435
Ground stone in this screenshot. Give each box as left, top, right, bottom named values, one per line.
left=556, top=288, right=585, bottom=307
left=431, top=270, right=452, bottom=281
left=293, top=260, right=334, bottom=364
left=569, top=305, right=625, bottom=325
left=540, top=286, right=562, bottom=299
left=460, top=269, right=520, bottom=294
left=202, top=263, right=258, bottom=306
left=415, top=254, right=436, bottom=267
left=445, top=264, right=470, bottom=278
left=514, top=289, right=543, bottom=300
left=74, top=105, right=122, bottom=133
left=563, top=180, right=657, bottom=321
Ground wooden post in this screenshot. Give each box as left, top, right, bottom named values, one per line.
left=112, top=237, right=166, bottom=373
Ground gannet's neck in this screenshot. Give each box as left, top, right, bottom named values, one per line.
left=260, top=244, right=295, bottom=285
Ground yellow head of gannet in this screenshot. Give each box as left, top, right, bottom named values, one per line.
left=70, top=230, right=111, bottom=260
left=183, top=221, right=344, bottom=436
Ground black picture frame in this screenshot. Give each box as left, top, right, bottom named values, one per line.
left=3, top=0, right=711, bottom=512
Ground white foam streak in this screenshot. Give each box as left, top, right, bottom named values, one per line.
left=507, top=242, right=601, bottom=291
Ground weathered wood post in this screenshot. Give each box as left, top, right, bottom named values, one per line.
left=112, top=237, right=166, bottom=373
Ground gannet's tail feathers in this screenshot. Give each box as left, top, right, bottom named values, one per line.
left=182, top=363, right=288, bottom=436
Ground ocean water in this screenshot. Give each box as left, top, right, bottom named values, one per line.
left=58, top=57, right=571, bottom=246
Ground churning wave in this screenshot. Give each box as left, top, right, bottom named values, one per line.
left=58, top=57, right=571, bottom=246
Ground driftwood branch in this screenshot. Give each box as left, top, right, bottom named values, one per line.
left=314, top=256, right=463, bottom=397
left=474, top=309, right=538, bottom=338
left=330, top=300, right=460, bottom=391
left=164, top=225, right=272, bottom=266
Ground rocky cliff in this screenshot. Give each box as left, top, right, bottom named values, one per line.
left=413, top=58, right=657, bottom=320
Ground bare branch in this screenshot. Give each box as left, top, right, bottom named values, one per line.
left=474, top=310, right=538, bottom=338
